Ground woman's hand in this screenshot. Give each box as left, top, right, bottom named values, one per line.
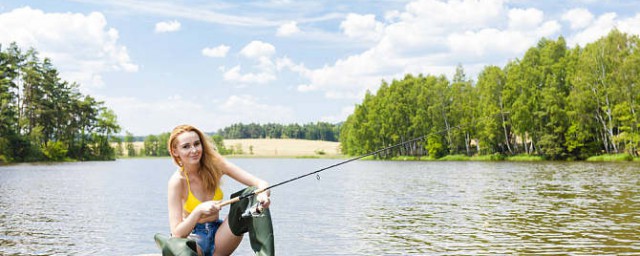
left=196, top=200, right=221, bottom=216
left=256, top=190, right=271, bottom=209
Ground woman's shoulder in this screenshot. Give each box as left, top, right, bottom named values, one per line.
left=168, top=169, right=185, bottom=188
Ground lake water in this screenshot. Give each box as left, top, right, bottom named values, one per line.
left=0, top=158, right=638, bottom=255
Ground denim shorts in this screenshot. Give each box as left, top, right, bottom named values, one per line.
left=188, top=219, right=223, bottom=255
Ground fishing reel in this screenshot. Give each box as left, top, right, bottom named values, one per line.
left=241, top=202, right=265, bottom=218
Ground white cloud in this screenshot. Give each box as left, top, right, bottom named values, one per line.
left=223, top=65, right=276, bottom=84
left=562, top=8, right=594, bottom=30
left=296, top=84, right=315, bottom=92
left=321, top=105, right=355, bottom=123
left=617, top=13, right=640, bottom=36
left=566, top=12, right=640, bottom=47
left=340, top=13, right=384, bottom=41
left=105, top=94, right=295, bottom=135
left=218, top=95, right=294, bottom=124
left=155, top=20, right=181, bottom=33
left=202, top=44, right=230, bottom=58
left=240, top=40, right=276, bottom=59
left=403, top=0, right=505, bottom=28
left=221, top=41, right=280, bottom=84
left=508, top=8, right=543, bottom=30
left=276, top=21, right=300, bottom=36
left=276, top=57, right=310, bottom=76
left=0, top=7, right=138, bottom=90
left=567, top=12, right=617, bottom=46
left=105, top=95, right=212, bottom=135
left=292, top=0, right=563, bottom=100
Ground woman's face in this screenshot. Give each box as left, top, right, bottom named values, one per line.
left=173, top=131, right=202, bottom=166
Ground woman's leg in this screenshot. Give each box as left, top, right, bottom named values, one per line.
left=213, top=218, right=243, bottom=256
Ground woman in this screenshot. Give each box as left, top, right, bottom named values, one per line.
left=167, top=124, right=270, bottom=256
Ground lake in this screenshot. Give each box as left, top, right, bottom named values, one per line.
left=0, top=158, right=638, bottom=255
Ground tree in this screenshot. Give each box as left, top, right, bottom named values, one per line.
left=125, top=131, right=136, bottom=157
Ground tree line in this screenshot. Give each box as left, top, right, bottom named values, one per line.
left=117, top=122, right=341, bottom=157
left=0, top=43, right=120, bottom=163
left=340, top=30, right=639, bottom=160
left=216, top=122, right=341, bottom=142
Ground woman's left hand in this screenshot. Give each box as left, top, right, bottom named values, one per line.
left=256, top=190, right=270, bottom=209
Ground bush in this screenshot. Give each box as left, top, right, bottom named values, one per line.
left=507, top=154, right=544, bottom=161
left=438, top=154, right=470, bottom=161
left=42, top=141, right=68, bottom=161
left=586, top=153, right=633, bottom=162
left=472, top=153, right=506, bottom=161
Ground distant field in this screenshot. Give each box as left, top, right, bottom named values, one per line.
left=223, top=139, right=342, bottom=157
left=123, top=139, right=342, bottom=157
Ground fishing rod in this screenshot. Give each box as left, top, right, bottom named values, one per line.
left=217, top=125, right=461, bottom=208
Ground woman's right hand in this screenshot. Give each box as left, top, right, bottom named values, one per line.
left=196, top=200, right=221, bottom=216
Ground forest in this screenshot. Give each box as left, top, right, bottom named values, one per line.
left=0, top=43, right=120, bottom=163
left=3, top=29, right=639, bottom=163
left=340, top=29, right=639, bottom=160
left=216, top=122, right=340, bottom=142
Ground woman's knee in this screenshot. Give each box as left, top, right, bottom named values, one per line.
left=213, top=220, right=243, bottom=256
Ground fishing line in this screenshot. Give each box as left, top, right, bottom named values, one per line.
left=220, top=124, right=465, bottom=206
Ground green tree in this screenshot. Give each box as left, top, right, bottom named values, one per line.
left=211, top=134, right=231, bottom=155
left=125, top=131, right=136, bottom=157
left=144, top=135, right=160, bottom=156
left=476, top=65, right=508, bottom=155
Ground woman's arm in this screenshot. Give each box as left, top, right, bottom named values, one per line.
left=167, top=173, right=219, bottom=237
left=219, top=157, right=271, bottom=207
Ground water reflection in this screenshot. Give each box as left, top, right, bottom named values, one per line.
left=0, top=160, right=638, bottom=255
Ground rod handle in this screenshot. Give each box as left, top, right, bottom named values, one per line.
left=217, top=187, right=268, bottom=208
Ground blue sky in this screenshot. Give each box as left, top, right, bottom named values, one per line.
left=1, top=0, right=639, bottom=136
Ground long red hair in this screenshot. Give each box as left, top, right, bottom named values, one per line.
left=168, top=124, right=223, bottom=194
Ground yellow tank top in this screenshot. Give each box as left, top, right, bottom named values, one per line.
left=182, top=168, right=223, bottom=213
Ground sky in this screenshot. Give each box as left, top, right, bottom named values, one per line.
left=1, top=0, right=639, bottom=136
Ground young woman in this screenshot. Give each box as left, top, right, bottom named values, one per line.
left=167, top=124, right=270, bottom=256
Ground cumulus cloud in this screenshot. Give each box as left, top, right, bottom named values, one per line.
left=617, top=13, right=640, bottom=35
left=567, top=12, right=617, bottom=46
left=340, top=13, right=384, bottom=41
left=321, top=105, right=355, bottom=123
left=276, top=57, right=310, bottom=76
left=202, top=44, right=230, bottom=58
left=222, top=65, right=276, bottom=84
left=277, top=21, right=300, bottom=36
left=155, top=20, right=181, bottom=33
left=222, top=41, right=279, bottom=85
left=566, top=12, right=640, bottom=47
left=0, top=7, right=138, bottom=90
left=289, top=0, right=564, bottom=100
left=562, top=8, right=594, bottom=30
left=240, top=40, right=276, bottom=59
left=403, top=0, right=504, bottom=28
left=508, top=8, right=543, bottom=30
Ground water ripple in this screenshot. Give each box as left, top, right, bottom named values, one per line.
left=1, top=159, right=639, bottom=255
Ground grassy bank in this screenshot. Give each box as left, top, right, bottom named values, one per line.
left=586, top=153, right=635, bottom=162
left=114, top=140, right=638, bottom=162
left=384, top=153, right=638, bottom=162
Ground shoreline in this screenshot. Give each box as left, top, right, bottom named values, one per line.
left=221, top=138, right=342, bottom=157
left=119, top=138, right=343, bottom=158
